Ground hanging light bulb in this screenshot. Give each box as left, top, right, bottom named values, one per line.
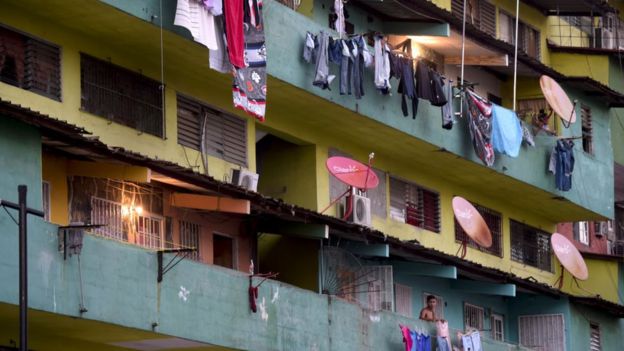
left=134, top=206, right=143, bottom=215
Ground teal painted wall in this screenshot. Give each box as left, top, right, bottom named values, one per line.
left=569, top=304, right=622, bottom=351
left=612, top=109, right=624, bottom=166
left=0, top=118, right=42, bottom=208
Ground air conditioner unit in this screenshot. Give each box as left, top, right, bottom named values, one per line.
left=612, top=240, right=624, bottom=257
left=342, top=192, right=372, bottom=227
left=595, top=221, right=608, bottom=237
left=231, top=169, right=259, bottom=192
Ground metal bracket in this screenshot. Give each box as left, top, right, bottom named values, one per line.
left=58, top=224, right=103, bottom=260
left=157, top=248, right=196, bottom=283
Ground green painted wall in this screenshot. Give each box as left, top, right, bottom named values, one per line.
left=569, top=304, right=622, bottom=351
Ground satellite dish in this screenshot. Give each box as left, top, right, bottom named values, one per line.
left=551, top=233, right=589, bottom=281
left=539, top=75, right=577, bottom=127
left=452, top=196, right=492, bottom=248
left=326, top=156, right=379, bottom=190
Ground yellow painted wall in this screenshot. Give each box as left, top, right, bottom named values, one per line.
left=0, top=3, right=255, bottom=185
left=547, top=17, right=591, bottom=47
left=559, top=258, right=620, bottom=303
left=550, top=53, right=610, bottom=86
left=42, top=153, right=69, bottom=225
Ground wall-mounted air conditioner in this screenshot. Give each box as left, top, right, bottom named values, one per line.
left=595, top=27, right=616, bottom=49
left=342, top=191, right=372, bottom=227
left=231, top=169, right=259, bottom=192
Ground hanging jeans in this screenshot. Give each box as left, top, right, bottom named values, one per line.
left=436, top=336, right=451, bottom=351
left=398, top=57, right=417, bottom=118
left=311, top=31, right=334, bottom=90
left=555, top=139, right=575, bottom=191
left=441, top=82, right=453, bottom=130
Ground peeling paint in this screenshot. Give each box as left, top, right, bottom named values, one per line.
left=271, top=286, right=279, bottom=304
left=259, top=297, right=268, bottom=321
left=178, top=286, right=190, bottom=302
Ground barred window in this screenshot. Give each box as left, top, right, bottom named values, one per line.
left=80, top=54, right=163, bottom=137
left=455, top=202, right=502, bottom=256
left=464, top=303, right=484, bottom=330
left=390, top=176, right=440, bottom=233
left=177, top=94, right=247, bottom=167
left=510, top=220, right=552, bottom=271
left=581, top=104, right=593, bottom=154
left=180, top=220, right=201, bottom=261
left=0, top=25, right=61, bottom=100
left=519, top=314, right=565, bottom=351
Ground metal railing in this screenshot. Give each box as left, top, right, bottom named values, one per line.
left=548, top=15, right=624, bottom=50
left=91, top=197, right=126, bottom=241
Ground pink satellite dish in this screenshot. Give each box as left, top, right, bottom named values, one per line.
left=452, top=196, right=492, bottom=248
left=551, top=233, right=589, bottom=281
left=540, top=75, right=577, bottom=126
left=326, top=156, right=379, bottom=190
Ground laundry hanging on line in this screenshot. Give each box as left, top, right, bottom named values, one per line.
left=548, top=139, right=575, bottom=191
left=174, top=0, right=219, bottom=50
left=399, top=324, right=431, bottom=351
left=491, top=104, right=523, bottom=158
left=464, top=90, right=495, bottom=166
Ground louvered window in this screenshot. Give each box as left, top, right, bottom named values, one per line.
left=394, top=283, right=413, bottom=317
left=581, top=104, right=593, bottom=154
left=80, top=54, right=163, bottom=137
left=464, top=303, right=484, bottom=330
left=390, top=177, right=440, bottom=233
left=455, top=202, right=502, bottom=256
left=510, top=220, right=552, bottom=271
left=0, top=26, right=60, bottom=100
left=180, top=220, right=201, bottom=261
left=519, top=314, right=565, bottom=351
left=177, top=94, right=247, bottom=167
left=451, top=0, right=495, bottom=36
left=590, top=322, right=602, bottom=351
left=499, top=11, right=541, bottom=59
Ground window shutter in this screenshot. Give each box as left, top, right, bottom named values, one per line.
left=394, top=283, right=413, bottom=317
left=590, top=323, right=602, bottom=351
left=177, top=96, right=202, bottom=150
left=221, top=113, right=247, bottom=166
left=24, top=38, right=60, bottom=100
left=390, top=177, right=407, bottom=222
left=519, top=314, right=565, bottom=351
left=451, top=0, right=464, bottom=19
left=581, top=104, right=593, bottom=154
left=421, top=188, right=440, bottom=233
left=479, top=1, right=496, bottom=36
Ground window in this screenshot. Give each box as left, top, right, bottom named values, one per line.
left=491, top=314, right=504, bottom=341
left=510, top=220, right=552, bottom=271
left=80, top=54, right=163, bottom=137
left=451, top=0, right=496, bottom=36
left=180, top=220, right=201, bottom=261
left=135, top=214, right=164, bottom=249
left=581, top=104, right=593, bottom=154
left=0, top=26, right=61, bottom=100
left=590, top=322, right=602, bottom=351
left=422, top=293, right=445, bottom=319
left=42, top=181, right=51, bottom=221
left=574, top=221, right=590, bottom=245
left=519, top=314, right=565, bottom=351
left=177, top=94, right=247, bottom=166
left=498, top=12, right=541, bottom=59
left=455, top=202, right=502, bottom=256
left=213, top=233, right=235, bottom=269
left=394, top=283, right=413, bottom=317
left=464, top=303, right=484, bottom=330
left=91, top=197, right=126, bottom=241
left=390, top=177, right=440, bottom=233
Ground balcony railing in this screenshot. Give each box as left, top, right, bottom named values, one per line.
left=548, top=15, right=624, bottom=50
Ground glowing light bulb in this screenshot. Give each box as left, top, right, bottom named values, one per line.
left=121, top=205, right=130, bottom=217
left=134, top=206, right=143, bottom=215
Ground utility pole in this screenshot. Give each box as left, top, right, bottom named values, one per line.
left=1, top=185, right=45, bottom=351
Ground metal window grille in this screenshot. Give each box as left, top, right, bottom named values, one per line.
left=550, top=15, right=623, bottom=50
left=0, top=25, right=61, bottom=100
left=180, top=220, right=200, bottom=261
left=135, top=214, right=164, bottom=250
left=491, top=314, right=505, bottom=341
left=80, top=54, right=163, bottom=137
left=518, top=314, right=565, bottom=351
left=464, top=303, right=484, bottom=330
left=356, top=265, right=394, bottom=312
left=422, top=293, right=445, bottom=319
left=42, top=181, right=51, bottom=221
left=90, top=197, right=126, bottom=241
left=498, top=11, right=541, bottom=59
left=510, top=219, right=552, bottom=271
left=177, top=94, right=247, bottom=167
left=394, top=283, right=413, bottom=317
left=581, top=104, right=593, bottom=154
left=389, top=176, right=440, bottom=233
left=455, top=202, right=502, bottom=256
left=590, top=322, right=601, bottom=351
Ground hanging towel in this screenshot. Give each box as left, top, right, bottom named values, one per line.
left=174, top=0, right=218, bottom=50
left=233, top=0, right=267, bottom=121
left=334, top=0, right=345, bottom=36
left=491, top=104, right=523, bottom=157
left=461, top=333, right=474, bottom=351
left=224, top=0, right=245, bottom=68
left=465, top=90, right=495, bottom=166
left=469, top=331, right=482, bottom=351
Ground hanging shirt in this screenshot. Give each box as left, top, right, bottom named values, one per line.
left=224, top=0, right=245, bottom=68
left=441, top=81, right=454, bottom=130
left=374, top=35, right=391, bottom=94
left=548, top=139, right=575, bottom=191
left=174, top=0, right=218, bottom=50
left=428, top=69, right=447, bottom=107
left=334, top=0, right=345, bottom=36
left=209, top=16, right=231, bottom=73
left=461, top=334, right=474, bottom=351
left=400, top=325, right=414, bottom=351
left=491, top=104, right=523, bottom=157
left=415, top=60, right=434, bottom=102
left=232, top=0, right=267, bottom=121
left=465, top=90, right=495, bottom=166
left=397, top=56, right=417, bottom=118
